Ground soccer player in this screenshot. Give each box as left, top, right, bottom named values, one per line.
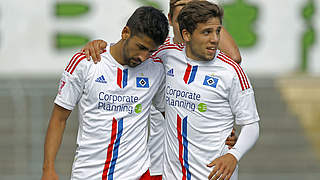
left=81, top=1, right=240, bottom=179
left=41, top=6, right=169, bottom=180
left=152, top=1, right=260, bottom=179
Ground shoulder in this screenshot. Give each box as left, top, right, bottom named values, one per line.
left=216, top=51, right=242, bottom=74
left=138, top=58, right=165, bottom=75
left=216, top=51, right=251, bottom=91
left=152, top=42, right=184, bottom=58
left=64, top=51, right=97, bottom=77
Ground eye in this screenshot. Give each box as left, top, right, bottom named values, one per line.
left=138, top=44, right=148, bottom=51
left=203, top=30, right=211, bottom=35
left=216, top=27, right=222, bottom=35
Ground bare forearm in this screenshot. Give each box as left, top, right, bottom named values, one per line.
left=43, top=104, right=70, bottom=171
left=43, top=119, right=66, bottom=170
left=219, top=27, right=242, bottom=64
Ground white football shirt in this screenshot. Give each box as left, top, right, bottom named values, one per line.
left=55, top=44, right=165, bottom=180
left=152, top=44, right=260, bottom=180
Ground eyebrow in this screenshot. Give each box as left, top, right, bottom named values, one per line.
left=137, top=43, right=157, bottom=53
left=137, top=43, right=148, bottom=50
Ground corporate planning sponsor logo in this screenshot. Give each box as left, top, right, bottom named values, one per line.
left=97, top=92, right=140, bottom=114
left=198, top=103, right=207, bottom=112
left=166, top=85, right=201, bottom=112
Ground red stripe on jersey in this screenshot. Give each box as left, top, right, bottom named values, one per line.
left=152, top=57, right=163, bottom=63
left=117, top=68, right=122, bottom=88
left=177, top=115, right=187, bottom=180
left=176, top=43, right=185, bottom=49
left=152, top=45, right=183, bottom=57
left=183, top=64, right=192, bottom=84
left=66, top=53, right=83, bottom=72
left=220, top=53, right=250, bottom=89
left=69, top=55, right=86, bottom=75
left=65, top=52, right=81, bottom=71
left=163, top=37, right=171, bottom=45
left=102, top=118, right=118, bottom=180
left=218, top=53, right=250, bottom=89
left=217, top=56, right=246, bottom=91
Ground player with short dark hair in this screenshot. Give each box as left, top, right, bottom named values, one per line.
left=41, top=6, right=169, bottom=180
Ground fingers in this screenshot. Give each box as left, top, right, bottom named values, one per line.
left=217, top=168, right=230, bottom=180
left=81, top=40, right=107, bottom=64
left=83, top=48, right=90, bottom=61
left=207, top=159, right=216, bottom=167
left=208, top=165, right=218, bottom=180
left=89, top=46, right=98, bottom=63
left=225, top=172, right=232, bottom=180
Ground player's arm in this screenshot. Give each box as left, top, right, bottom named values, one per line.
left=219, top=27, right=242, bottom=64
left=41, top=104, right=72, bottom=180
left=208, top=72, right=260, bottom=180
left=81, top=40, right=108, bottom=63
left=42, top=52, right=86, bottom=180
left=207, top=122, right=259, bottom=180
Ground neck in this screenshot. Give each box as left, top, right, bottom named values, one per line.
left=110, top=40, right=125, bottom=65
left=185, top=43, right=198, bottom=61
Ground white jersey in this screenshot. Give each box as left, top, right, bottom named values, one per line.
left=152, top=44, right=260, bottom=180
left=55, top=44, right=165, bottom=180
left=147, top=37, right=173, bottom=176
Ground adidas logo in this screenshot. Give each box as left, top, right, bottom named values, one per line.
left=167, top=68, right=174, bottom=77
left=95, top=75, right=107, bottom=84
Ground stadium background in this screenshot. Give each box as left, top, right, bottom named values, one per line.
left=0, top=0, right=319, bottom=179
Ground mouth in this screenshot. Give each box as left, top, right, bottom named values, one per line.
left=207, top=47, right=217, bottom=54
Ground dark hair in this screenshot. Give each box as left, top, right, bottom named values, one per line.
left=177, top=1, right=223, bottom=36
left=126, top=6, right=169, bottom=46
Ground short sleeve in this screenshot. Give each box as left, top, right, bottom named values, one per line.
left=54, top=52, right=87, bottom=110
left=229, top=72, right=260, bottom=125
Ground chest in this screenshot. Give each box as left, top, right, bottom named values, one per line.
left=164, top=56, right=231, bottom=102
left=84, top=65, right=161, bottom=106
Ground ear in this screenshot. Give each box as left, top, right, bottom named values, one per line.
left=121, top=26, right=131, bottom=40
left=181, top=29, right=191, bottom=42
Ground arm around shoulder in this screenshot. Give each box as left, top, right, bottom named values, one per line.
left=219, top=26, right=242, bottom=64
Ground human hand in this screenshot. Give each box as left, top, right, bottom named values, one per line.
left=81, top=40, right=107, bottom=63
left=207, top=153, right=237, bottom=180
left=41, top=169, right=59, bottom=180
left=225, top=128, right=237, bottom=149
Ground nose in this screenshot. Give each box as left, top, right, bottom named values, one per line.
left=210, top=33, right=219, bottom=43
